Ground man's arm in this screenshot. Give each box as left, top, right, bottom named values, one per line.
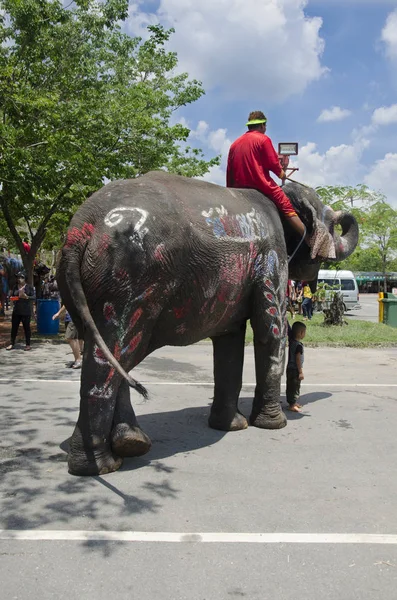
left=20, top=285, right=35, bottom=300
left=261, top=136, right=284, bottom=179
left=53, top=304, right=67, bottom=320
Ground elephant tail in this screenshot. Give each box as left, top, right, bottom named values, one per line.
left=64, top=250, right=148, bottom=400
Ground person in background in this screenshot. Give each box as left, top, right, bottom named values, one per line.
left=295, top=281, right=303, bottom=316
left=0, top=262, right=9, bottom=316
left=286, top=279, right=295, bottom=319
left=42, top=274, right=60, bottom=300
left=22, top=238, right=31, bottom=255
left=6, top=272, right=35, bottom=351
left=286, top=321, right=306, bottom=412
left=302, top=282, right=313, bottom=321
left=52, top=305, right=83, bottom=369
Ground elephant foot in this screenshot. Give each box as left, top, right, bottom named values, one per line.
left=208, top=409, right=248, bottom=432
left=68, top=427, right=123, bottom=476
left=250, top=408, right=287, bottom=430
left=111, top=423, right=152, bottom=458
left=68, top=447, right=123, bottom=476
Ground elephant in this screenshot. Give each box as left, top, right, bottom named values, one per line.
left=57, top=171, right=358, bottom=476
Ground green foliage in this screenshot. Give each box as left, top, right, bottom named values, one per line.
left=245, top=316, right=397, bottom=347
left=0, top=0, right=219, bottom=278
left=316, top=183, right=374, bottom=213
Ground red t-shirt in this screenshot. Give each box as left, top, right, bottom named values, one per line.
left=226, top=131, right=296, bottom=217
left=22, top=241, right=31, bottom=254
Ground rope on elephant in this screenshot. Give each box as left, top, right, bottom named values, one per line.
left=288, top=225, right=306, bottom=264
left=285, top=176, right=313, bottom=190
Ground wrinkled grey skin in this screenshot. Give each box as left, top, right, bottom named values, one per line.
left=57, top=172, right=358, bottom=476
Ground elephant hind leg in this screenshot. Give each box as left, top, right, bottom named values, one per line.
left=208, top=322, right=249, bottom=432
left=111, top=380, right=152, bottom=458
left=68, top=425, right=123, bottom=476
left=68, top=335, right=126, bottom=476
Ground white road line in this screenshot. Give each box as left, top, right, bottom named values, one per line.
left=1, top=530, right=397, bottom=544
left=0, top=379, right=396, bottom=387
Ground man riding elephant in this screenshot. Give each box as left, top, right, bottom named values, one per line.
left=227, top=111, right=331, bottom=259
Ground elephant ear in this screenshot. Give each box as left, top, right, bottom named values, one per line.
left=283, top=182, right=317, bottom=234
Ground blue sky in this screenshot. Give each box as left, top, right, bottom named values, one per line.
left=125, top=0, right=397, bottom=204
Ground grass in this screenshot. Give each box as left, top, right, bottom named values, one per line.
left=244, top=313, right=397, bottom=347
left=21, top=313, right=397, bottom=349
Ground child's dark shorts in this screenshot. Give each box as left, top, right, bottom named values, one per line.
left=286, top=368, right=301, bottom=405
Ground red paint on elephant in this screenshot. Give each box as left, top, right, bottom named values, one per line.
left=104, top=302, right=117, bottom=323
left=154, top=243, right=167, bottom=263
left=97, top=233, right=111, bottom=256
left=267, top=306, right=278, bottom=316
left=220, top=254, right=248, bottom=286
left=65, top=223, right=95, bottom=248
left=173, top=298, right=192, bottom=319
left=264, top=279, right=274, bottom=290
left=129, top=331, right=143, bottom=352
left=115, top=268, right=129, bottom=282
left=104, top=342, right=121, bottom=386
left=271, top=324, right=280, bottom=336
left=130, top=307, right=143, bottom=329
left=94, top=346, right=108, bottom=365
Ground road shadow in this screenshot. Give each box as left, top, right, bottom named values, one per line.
left=61, top=404, right=228, bottom=473
left=239, top=391, right=332, bottom=421
left=0, top=387, right=227, bottom=546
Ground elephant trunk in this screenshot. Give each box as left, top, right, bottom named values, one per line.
left=332, top=211, right=359, bottom=261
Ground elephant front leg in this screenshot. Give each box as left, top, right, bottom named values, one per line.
left=208, top=323, right=248, bottom=432
left=250, top=334, right=287, bottom=429
left=111, top=379, right=152, bottom=458
left=68, top=339, right=124, bottom=476
left=249, top=281, right=287, bottom=430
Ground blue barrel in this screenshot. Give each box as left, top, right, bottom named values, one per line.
left=36, top=299, right=60, bottom=335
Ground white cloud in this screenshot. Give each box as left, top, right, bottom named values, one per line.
left=126, top=0, right=326, bottom=103
left=381, top=9, right=397, bottom=60
left=364, top=153, right=397, bottom=207
left=296, top=140, right=370, bottom=187
left=180, top=119, right=232, bottom=186
left=371, top=104, right=397, bottom=126
left=317, top=106, right=352, bottom=123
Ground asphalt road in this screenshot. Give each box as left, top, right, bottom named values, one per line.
left=346, top=293, right=379, bottom=323
left=1, top=342, right=397, bottom=599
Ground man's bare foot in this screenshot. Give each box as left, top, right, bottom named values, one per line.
left=287, top=404, right=302, bottom=412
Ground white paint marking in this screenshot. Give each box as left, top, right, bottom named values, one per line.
left=0, top=379, right=396, bottom=388
left=1, top=530, right=397, bottom=544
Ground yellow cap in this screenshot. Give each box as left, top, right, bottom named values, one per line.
left=246, top=118, right=267, bottom=126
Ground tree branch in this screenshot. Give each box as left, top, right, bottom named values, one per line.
left=0, top=188, right=25, bottom=258
left=31, top=182, right=73, bottom=256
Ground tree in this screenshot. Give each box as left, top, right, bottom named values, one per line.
left=342, top=247, right=385, bottom=273
left=316, top=185, right=397, bottom=287
left=315, top=184, right=375, bottom=213
left=0, top=0, right=219, bottom=282
left=360, top=201, right=397, bottom=291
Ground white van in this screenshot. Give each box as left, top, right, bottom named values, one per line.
left=317, top=269, right=360, bottom=312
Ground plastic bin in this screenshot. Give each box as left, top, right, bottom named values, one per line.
left=379, top=293, right=397, bottom=328
left=36, top=299, right=60, bottom=335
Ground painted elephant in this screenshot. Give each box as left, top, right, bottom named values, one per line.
left=57, top=171, right=358, bottom=476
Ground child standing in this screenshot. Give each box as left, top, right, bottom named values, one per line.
left=286, top=321, right=306, bottom=412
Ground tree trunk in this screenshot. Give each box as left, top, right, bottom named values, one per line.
left=22, top=253, right=35, bottom=287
